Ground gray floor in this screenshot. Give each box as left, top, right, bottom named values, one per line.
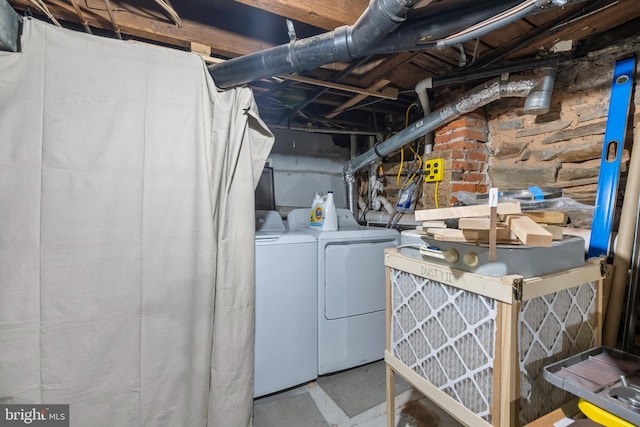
left=253, top=360, right=464, bottom=427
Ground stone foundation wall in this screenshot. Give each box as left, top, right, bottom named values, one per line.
left=484, top=37, right=640, bottom=226
left=380, top=35, right=640, bottom=225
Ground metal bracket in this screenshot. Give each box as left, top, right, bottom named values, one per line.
left=286, top=19, right=297, bottom=42
left=600, top=257, right=608, bottom=278
left=513, top=277, right=524, bottom=301
left=499, top=72, right=510, bottom=96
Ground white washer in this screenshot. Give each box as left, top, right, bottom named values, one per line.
left=287, top=208, right=399, bottom=375
left=254, top=210, right=318, bottom=397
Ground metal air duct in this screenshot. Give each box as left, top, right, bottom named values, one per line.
left=343, top=69, right=557, bottom=215
left=208, top=0, right=585, bottom=88
left=208, top=0, right=421, bottom=89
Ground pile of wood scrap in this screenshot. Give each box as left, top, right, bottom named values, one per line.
left=413, top=202, right=568, bottom=247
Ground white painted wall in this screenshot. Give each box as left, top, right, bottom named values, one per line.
left=267, top=129, right=351, bottom=213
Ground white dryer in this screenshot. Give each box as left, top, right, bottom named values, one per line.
left=287, top=208, right=399, bottom=375
left=254, top=210, right=318, bottom=397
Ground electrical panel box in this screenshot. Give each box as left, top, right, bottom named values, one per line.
left=424, top=158, right=444, bottom=182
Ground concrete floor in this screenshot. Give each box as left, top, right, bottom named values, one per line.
left=253, top=360, right=464, bottom=427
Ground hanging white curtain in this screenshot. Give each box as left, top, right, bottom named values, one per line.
left=0, top=18, right=273, bottom=426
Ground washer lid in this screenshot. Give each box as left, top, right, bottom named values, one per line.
left=256, top=210, right=285, bottom=237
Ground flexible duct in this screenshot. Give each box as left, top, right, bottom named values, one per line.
left=344, top=69, right=557, bottom=214
left=209, top=0, right=420, bottom=88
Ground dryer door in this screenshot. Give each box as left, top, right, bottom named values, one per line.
left=324, top=238, right=396, bottom=319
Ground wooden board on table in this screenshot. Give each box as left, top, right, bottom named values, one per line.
left=421, top=220, right=448, bottom=228
left=523, top=210, right=568, bottom=225
left=459, top=217, right=510, bottom=230
left=541, top=224, right=564, bottom=240
left=415, top=202, right=521, bottom=221
left=426, top=227, right=520, bottom=244
left=504, top=214, right=553, bottom=247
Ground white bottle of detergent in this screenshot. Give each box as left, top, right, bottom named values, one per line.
left=309, top=191, right=338, bottom=231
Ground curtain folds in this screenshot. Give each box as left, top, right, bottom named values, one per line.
left=0, top=18, right=273, bottom=426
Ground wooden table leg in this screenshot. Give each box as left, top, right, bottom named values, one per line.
left=386, top=363, right=395, bottom=427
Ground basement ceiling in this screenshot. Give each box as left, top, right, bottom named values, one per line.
left=7, top=0, right=640, bottom=133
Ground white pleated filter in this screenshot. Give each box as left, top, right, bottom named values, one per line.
left=518, top=283, right=597, bottom=424
left=391, top=269, right=498, bottom=423
left=390, top=268, right=598, bottom=425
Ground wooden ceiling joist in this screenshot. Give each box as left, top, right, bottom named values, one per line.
left=232, top=0, right=368, bottom=30
left=325, top=79, right=392, bottom=119
left=281, top=74, right=398, bottom=100
left=13, top=0, right=273, bottom=57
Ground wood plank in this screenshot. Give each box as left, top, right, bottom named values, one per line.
left=325, top=80, right=395, bottom=118
left=356, top=52, right=422, bottom=86
left=385, top=248, right=516, bottom=303
left=232, top=0, right=368, bottom=30
left=504, top=215, right=553, bottom=247
left=385, top=265, right=395, bottom=427
left=13, top=0, right=273, bottom=58
left=523, top=210, right=568, bottom=225
left=499, top=301, right=520, bottom=427
left=426, top=227, right=518, bottom=244
left=385, top=353, right=494, bottom=427
left=421, top=220, right=448, bottom=228
left=541, top=224, right=564, bottom=240
left=415, top=202, right=521, bottom=221
left=458, top=217, right=502, bottom=230
left=491, top=303, right=504, bottom=425
left=517, top=262, right=603, bottom=301
left=281, top=75, right=397, bottom=100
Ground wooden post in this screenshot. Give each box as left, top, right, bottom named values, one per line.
left=499, top=300, right=520, bottom=427
left=385, top=262, right=396, bottom=427
left=489, top=189, right=498, bottom=262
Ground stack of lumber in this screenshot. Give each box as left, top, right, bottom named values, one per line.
left=413, top=202, right=568, bottom=247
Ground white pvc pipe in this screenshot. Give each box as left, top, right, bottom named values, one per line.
left=604, top=125, right=640, bottom=346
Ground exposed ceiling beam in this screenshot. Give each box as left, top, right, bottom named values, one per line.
left=357, top=52, right=423, bottom=88
left=11, top=0, right=273, bottom=57
left=232, top=0, right=368, bottom=30
left=281, top=74, right=398, bottom=100
left=325, top=79, right=393, bottom=119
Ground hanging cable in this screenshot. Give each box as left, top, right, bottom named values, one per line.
left=434, top=181, right=440, bottom=209
left=397, top=103, right=419, bottom=186
left=102, top=0, right=123, bottom=39
left=29, top=0, right=62, bottom=27
left=396, top=145, right=404, bottom=185
left=69, top=0, right=92, bottom=33
left=153, top=0, right=182, bottom=27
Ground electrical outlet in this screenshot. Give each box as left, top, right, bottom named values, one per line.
left=424, top=158, right=444, bottom=182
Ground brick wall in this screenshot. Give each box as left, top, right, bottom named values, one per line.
left=382, top=34, right=640, bottom=224
left=425, top=113, right=489, bottom=207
